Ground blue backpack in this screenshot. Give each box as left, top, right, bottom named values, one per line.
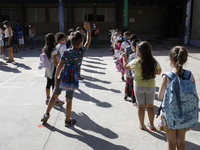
left=59, top=51, right=82, bottom=91
left=161, top=70, right=199, bottom=130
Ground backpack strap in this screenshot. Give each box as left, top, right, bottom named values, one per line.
left=126, top=40, right=131, bottom=45
left=182, top=70, right=191, bottom=80
left=162, top=72, right=176, bottom=80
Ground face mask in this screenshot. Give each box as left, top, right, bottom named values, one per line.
left=93, top=26, right=96, bottom=28
left=123, top=37, right=126, bottom=41
left=3, top=25, right=7, bottom=28
left=29, top=25, right=31, bottom=28
left=61, top=41, right=66, bottom=45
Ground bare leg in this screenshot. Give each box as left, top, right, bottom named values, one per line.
left=65, top=98, right=72, bottom=121
left=177, top=130, right=186, bottom=150
left=1, top=46, right=4, bottom=54
left=10, top=47, right=14, bottom=61
left=7, top=48, right=11, bottom=61
left=46, top=88, right=50, bottom=98
left=146, top=103, right=155, bottom=126
left=46, top=93, right=59, bottom=113
left=22, top=44, right=25, bottom=49
left=138, top=104, right=146, bottom=126
left=166, top=131, right=177, bottom=150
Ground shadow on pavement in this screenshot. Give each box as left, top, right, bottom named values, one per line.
left=0, top=62, right=21, bottom=73
left=82, top=68, right=106, bottom=75
left=85, top=57, right=104, bottom=61
left=44, top=123, right=129, bottom=150
left=83, top=60, right=107, bottom=65
left=82, top=64, right=106, bottom=70
left=82, top=74, right=111, bottom=84
left=13, top=62, right=32, bottom=70
left=191, top=122, right=200, bottom=132
left=74, top=88, right=112, bottom=108
left=83, top=80, right=121, bottom=93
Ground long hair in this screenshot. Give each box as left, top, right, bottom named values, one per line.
left=169, top=46, right=188, bottom=77
left=43, top=33, right=56, bottom=60
left=137, top=41, right=157, bottom=81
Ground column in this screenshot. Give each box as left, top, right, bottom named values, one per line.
left=184, top=0, right=192, bottom=44
left=58, top=0, right=64, bottom=32
left=123, top=0, right=128, bottom=30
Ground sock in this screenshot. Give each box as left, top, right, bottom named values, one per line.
left=47, top=97, right=50, bottom=101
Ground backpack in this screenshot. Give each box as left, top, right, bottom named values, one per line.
left=116, top=57, right=126, bottom=74
left=161, top=70, right=199, bottom=130
left=59, top=51, right=82, bottom=91
left=125, top=40, right=131, bottom=45
left=38, top=52, right=51, bottom=69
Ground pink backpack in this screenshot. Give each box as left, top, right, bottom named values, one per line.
left=38, top=52, right=51, bottom=70
left=116, top=57, right=126, bottom=74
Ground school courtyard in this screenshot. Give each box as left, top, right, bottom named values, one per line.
left=0, top=44, right=199, bottom=150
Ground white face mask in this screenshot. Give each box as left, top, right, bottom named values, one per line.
left=29, top=25, right=31, bottom=28
left=93, top=26, right=96, bottom=28
left=3, top=25, right=7, bottom=28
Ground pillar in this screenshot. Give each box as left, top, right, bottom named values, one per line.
left=59, top=0, right=64, bottom=32
left=123, top=0, right=128, bottom=30
left=184, top=0, right=192, bottom=44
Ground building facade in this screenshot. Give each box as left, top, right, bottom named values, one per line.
left=0, top=0, right=190, bottom=43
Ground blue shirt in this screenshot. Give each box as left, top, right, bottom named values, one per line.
left=18, top=31, right=24, bottom=39
left=15, top=25, right=22, bottom=33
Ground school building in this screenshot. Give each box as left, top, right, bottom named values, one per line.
left=0, top=0, right=199, bottom=47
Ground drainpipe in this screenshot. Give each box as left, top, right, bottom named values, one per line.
left=58, top=0, right=64, bottom=32
left=123, top=0, right=128, bottom=31
left=184, top=0, right=192, bottom=45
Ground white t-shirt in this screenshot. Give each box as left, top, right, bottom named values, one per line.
left=5, top=27, right=13, bottom=38
left=121, top=39, right=130, bottom=51
left=56, top=43, right=66, bottom=61
left=51, top=48, right=57, bottom=63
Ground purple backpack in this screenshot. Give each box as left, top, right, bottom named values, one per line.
left=38, top=52, right=51, bottom=70
left=116, top=57, right=126, bottom=74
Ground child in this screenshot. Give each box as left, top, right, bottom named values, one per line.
left=127, top=38, right=141, bottom=77
left=115, top=36, right=123, bottom=60
left=66, top=28, right=75, bottom=48
left=122, top=41, right=162, bottom=131
left=41, top=22, right=91, bottom=127
left=12, top=28, right=18, bottom=53
left=157, top=46, right=196, bottom=150
left=43, top=33, right=64, bottom=106
left=0, top=28, right=5, bottom=58
left=55, top=32, right=67, bottom=62
left=18, top=28, right=25, bottom=51
left=120, top=31, right=131, bottom=53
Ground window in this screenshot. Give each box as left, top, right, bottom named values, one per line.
left=1, top=8, right=19, bottom=22
left=49, top=8, right=68, bottom=22
left=84, top=8, right=93, bottom=22
left=97, top=8, right=106, bottom=22
left=26, top=8, right=46, bottom=22
left=74, top=8, right=93, bottom=22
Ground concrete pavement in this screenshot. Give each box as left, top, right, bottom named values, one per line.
left=0, top=45, right=200, bottom=150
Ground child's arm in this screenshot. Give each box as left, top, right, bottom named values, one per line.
left=158, top=75, right=167, bottom=100
left=84, top=22, right=91, bottom=50
left=122, top=53, right=132, bottom=70
left=54, top=60, right=64, bottom=86
left=0, top=28, right=5, bottom=34
left=156, top=68, right=162, bottom=75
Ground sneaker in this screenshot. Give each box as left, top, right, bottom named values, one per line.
left=54, top=98, right=64, bottom=106
left=2, top=54, right=5, bottom=58
left=121, top=77, right=125, bottom=82
left=45, top=100, right=49, bottom=105
left=78, top=76, right=84, bottom=80
left=41, top=113, right=50, bottom=123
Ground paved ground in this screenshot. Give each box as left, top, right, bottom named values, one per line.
left=0, top=44, right=200, bottom=150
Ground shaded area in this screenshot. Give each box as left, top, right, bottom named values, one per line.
left=82, top=68, right=106, bottom=75
left=0, top=62, right=21, bottom=73
left=82, top=74, right=111, bottom=84
left=83, top=60, right=107, bottom=65
left=82, top=64, right=106, bottom=70
left=44, top=123, right=129, bottom=150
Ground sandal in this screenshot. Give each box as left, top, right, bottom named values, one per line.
left=147, top=123, right=156, bottom=131
left=54, top=98, right=64, bottom=106
left=65, top=119, right=76, bottom=127
left=41, top=113, right=50, bottom=123
left=6, top=60, right=12, bottom=63
left=139, top=124, right=146, bottom=130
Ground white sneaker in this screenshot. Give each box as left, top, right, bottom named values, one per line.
left=2, top=54, right=5, bottom=58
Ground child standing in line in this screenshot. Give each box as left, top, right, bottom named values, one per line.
left=0, top=28, right=5, bottom=58
left=12, top=28, right=18, bottom=53
left=115, top=36, right=123, bottom=60
left=18, top=28, right=25, bottom=51
left=41, top=22, right=91, bottom=127
left=157, top=46, right=197, bottom=150
left=43, top=33, right=64, bottom=106
left=66, top=28, right=75, bottom=49
left=120, top=31, right=131, bottom=53
left=122, top=41, right=162, bottom=131
left=55, top=32, right=67, bottom=62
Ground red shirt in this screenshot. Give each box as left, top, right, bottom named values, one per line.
left=91, top=29, right=98, bottom=37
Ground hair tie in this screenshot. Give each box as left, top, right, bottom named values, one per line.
left=179, top=64, right=182, bottom=66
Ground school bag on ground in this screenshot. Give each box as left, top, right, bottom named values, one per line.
left=160, top=70, right=199, bottom=130
left=59, top=51, right=82, bottom=91
left=116, top=57, right=126, bottom=74
left=38, top=52, right=51, bottom=69
left=124, top=76, right=136, bottom=103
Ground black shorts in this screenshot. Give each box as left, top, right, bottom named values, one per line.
left=4, top=38, right=14, bottom=48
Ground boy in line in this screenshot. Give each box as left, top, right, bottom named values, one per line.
left=41, top=22, right=91, bottom=127
left=120, top=31, right=131, bottom=53
left=18, top=28, right=25, bottom=51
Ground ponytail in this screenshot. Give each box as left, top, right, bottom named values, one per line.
left=169, top=46, right=188, bottom=77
